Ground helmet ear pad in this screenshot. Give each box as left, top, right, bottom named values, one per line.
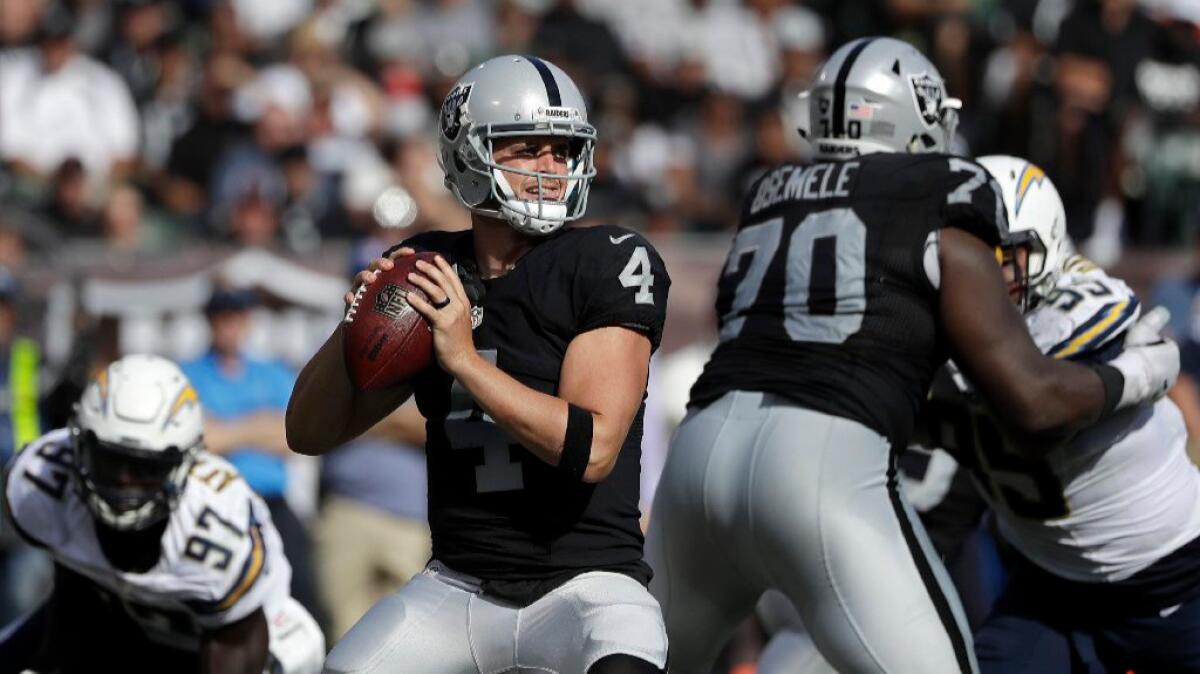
left=451, top=141, right=492, bottom=207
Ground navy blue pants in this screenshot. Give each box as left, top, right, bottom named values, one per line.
left=975, top=552, right=1200, bottom=674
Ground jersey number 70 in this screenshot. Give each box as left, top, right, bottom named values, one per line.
left=720, top=208, right=867, bottom=344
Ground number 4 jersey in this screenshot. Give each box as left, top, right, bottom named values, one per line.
left=690, top=153, right=1007, bottom=445
left=2, top=430, right=292, bottom=650
left=391, top=225, right=669, bottom=601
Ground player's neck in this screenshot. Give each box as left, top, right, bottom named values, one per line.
left=471, top=217, right=535, bottom=279
left=94, top=517, right=169, bottom=573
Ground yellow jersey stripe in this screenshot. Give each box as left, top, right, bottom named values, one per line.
left=216, top=523, right=265, bottom=612
left=1051, top=300, right=1133, bottom=359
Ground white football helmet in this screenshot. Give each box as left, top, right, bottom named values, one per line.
left=71, top=354, right=203, bottom=532
left=977, top=155, right=1070, bottom=310
left=800, top=37, right=961, bottom=159
left=437, top=55, right=597, bottom=236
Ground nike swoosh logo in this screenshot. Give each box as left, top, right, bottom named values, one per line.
left=609, top=234, right=635, bottom=244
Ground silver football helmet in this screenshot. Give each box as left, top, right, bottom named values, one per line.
left=437, top=55, right=597, bottom=236
left=800, top=37, right=961, bottom=159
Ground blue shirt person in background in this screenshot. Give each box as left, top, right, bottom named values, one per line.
left=181, top=286, right=326, bottom=632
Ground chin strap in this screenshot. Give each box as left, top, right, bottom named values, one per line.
left=493, top=169, right=569, bottom=236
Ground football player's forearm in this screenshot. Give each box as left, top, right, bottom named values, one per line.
left=287, top=326, right=414, bottom=455
left=940, top=228, right=1105, bottom=438
left=450, top=354, right=621, bottom=481
left=199, top=610, right=269, bottom=674
left=286, top=327, right=356, bottom=454
left=994, top=363, right=1106, bottom=440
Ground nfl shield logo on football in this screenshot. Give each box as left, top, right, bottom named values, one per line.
left=471, top=305, right=484, bottom=330
left=441, top=82, right=474, bottom=140
left=908, top=74, right=944, bottom=128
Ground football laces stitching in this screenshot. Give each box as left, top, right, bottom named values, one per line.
left=344, top=284, right=367, bottom=324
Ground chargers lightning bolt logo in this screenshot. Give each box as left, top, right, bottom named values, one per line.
left=1014, top=163, right=1046, bottom=217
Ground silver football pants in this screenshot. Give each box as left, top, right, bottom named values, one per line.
left=322, top=560, right=668, bottom=674
left=646, top=391, right=977, bottom=673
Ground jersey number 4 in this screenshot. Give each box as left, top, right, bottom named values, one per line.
left=720, top=208, right=867, bottom=344
left=445, top=350, right=525, bottom=493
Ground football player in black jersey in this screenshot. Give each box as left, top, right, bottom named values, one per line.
left=644, top=37, right=1179, bottom=674
left=287, top=56, right=670, bottom=674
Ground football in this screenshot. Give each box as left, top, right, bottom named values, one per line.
left=342, top=252, right=438, bottom=390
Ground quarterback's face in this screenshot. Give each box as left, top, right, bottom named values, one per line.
left=492, top=136, right=570, bottom=202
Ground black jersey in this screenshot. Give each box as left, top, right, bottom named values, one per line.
left=389, top=224, right=669, bottom=602
left=689, top=153, right=1007, bottom=446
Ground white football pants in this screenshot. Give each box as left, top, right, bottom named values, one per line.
left=322, top=560, right=668, bottom=674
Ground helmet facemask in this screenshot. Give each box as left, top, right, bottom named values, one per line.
left=455, top=122, right=597, bottom=236
left=71, top=422, right=198, bottom=532
left=998, top=230, right=1049, bottom=313
left=906, top=97, right=961, bottom=155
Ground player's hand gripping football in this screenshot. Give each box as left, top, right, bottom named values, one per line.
left=1109, top=306, right=1180, bottom=410
left=405, top=255, right=477, bottom=375
left=343, top=247, right=415, bottom=309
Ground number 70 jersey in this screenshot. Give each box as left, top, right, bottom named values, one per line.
left=689, top=153, right=1008, bottom=446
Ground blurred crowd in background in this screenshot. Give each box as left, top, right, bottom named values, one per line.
left=0, top=0, right=1199, bottom=670
left=0, top=0, right=1197, bottom=254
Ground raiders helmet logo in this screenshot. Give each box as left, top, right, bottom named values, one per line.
left=440, top=82, right=474, bottom=140
left=908, top=73, right=944, bottom=128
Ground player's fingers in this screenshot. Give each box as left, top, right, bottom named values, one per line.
left=1139, top=306, right=1171, bottom=334
left=434, top=255, right=469, bottom=304
left=368, top=257, right=395, bottom=273
left=405, top=290, right=438, bottom=323
left=388, top=247, right=415, bottom=260
left=414, top=259, right=453, bottom=296
left=407, top=272, right=449, bottom=305
left=1128, top=306, right=1172, bottom=346
left=353, top=270, right=379, bottom=287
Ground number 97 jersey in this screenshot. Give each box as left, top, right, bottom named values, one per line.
left=690, top=153, right=1008, bottom=446
left=2, top=430, right=292, bottom=651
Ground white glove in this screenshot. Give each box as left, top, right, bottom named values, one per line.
left=1108, top=306, right=1179, bottom=410
left=1125, top=305, right=1171, bottom=347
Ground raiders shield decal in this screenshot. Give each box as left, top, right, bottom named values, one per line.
left=909, top=73, right=943, bottom=128
left=441, top=82, right=474, bottom=140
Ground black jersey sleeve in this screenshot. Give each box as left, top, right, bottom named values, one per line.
left=571, top=227, right=671, bottom=351
left=936, top=156, right=1009, bottom=247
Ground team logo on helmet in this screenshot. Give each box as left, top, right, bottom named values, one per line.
left=1014, top=162, right=1047, bottom=217
left=908, top=73, right=944, bottom=128
left=440, top=82, right=474, bottom=140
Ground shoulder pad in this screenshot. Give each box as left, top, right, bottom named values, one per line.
left=389, top=230, right=468, bottom=258
left=170, top=455, right=284, bottom=626
left=1028, top=267, right=1140, bottom=360
left=936, top=155, right=1009, bottom=247
left=567, top=225, right=670, bottom=349
left=3, top=430, right=74, bottom=549
left=1061, top=254, right=1099, bottom=275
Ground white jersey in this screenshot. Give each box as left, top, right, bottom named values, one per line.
left=943, top=257, right=1200, bottom=583
left=2, top=429, right=292, bottom=650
